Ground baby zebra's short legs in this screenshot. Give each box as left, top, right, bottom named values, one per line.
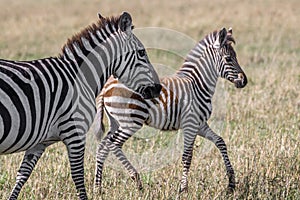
left=179, top=132, right=196, bottom=193
left=95, top=130, right=143, bottom=191
left=199, top=123, right=235, bottom=192
left=107, top=130, right=143, bottom=190
left=95, top=134, right=110, bottom=191
left=114, top=148, right=143, bottom=190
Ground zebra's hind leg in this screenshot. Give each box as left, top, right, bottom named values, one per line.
left=9, top=143, right=48, bottom=200
left=198, top=123, right=235, bottom=192
left=94, top=134, right=110, bottom=191
left=95, top=111, right=120, bottom=192
left=179, top=129, right=197, bottom=193
left=106, top=128, right=143, bottom=190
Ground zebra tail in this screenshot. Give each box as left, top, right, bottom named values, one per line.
left=94, top=93, right=106, bottom=141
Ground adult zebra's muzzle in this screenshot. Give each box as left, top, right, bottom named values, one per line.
left=140, top=83, right=162, bottom=99
left=234, top=72, right=247, bottom=88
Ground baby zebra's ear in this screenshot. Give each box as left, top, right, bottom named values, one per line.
left=226, top=27, right=236, bottom=45
left=213, top=28, right=227, bottom=49
left=119, top=11, right=132, bottom=33
left=228, top=27, right=233, bottom=36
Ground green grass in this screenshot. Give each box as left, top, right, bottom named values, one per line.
left=0, top=0, right=300, bottom=199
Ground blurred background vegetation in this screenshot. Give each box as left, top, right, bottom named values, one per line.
left=0, top=0, right=299, bottom=199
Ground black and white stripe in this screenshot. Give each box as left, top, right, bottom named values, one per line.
left=94, top=28, right=247, bottom=192
left=0, top=12, right=161, bottom=200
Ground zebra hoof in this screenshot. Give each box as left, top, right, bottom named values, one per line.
left=227, top=171, right=235, bottom=193
left=138, top=184, right=143, bottom=191
left=93, top=184, right=103, bottom=194
left=130, top=173, right=143, bottom=190
left=179, top=186, right=188, bottom=194
left=226, top=185, right=235, bottom=194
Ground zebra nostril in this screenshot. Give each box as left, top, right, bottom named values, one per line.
left=238, top=73, right=244, bottom=80
left=235, top=72, right=247, bottom=88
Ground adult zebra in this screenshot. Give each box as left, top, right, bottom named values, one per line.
left=94, top=28, right=247, bottom=193
left=0, top=12, right=161, bottom=199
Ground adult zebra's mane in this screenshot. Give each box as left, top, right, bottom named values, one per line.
left=58, top=15, right=123, bottom=59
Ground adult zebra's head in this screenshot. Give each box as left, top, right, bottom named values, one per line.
left=111, top=12, right=162, bottom=99
left=213, top=28, right=247, bottom=88
left=61, top=12, right=161, bottom=99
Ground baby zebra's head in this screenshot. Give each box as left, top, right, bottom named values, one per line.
left=213, top=28, right=247, bottom=88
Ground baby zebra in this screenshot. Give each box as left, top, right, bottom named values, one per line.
left=0, top=12, right=161, bottom=200
left=94, top=28, right=247, bottom=193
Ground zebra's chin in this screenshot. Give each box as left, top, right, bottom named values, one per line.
left=140, top=83, right=162, bottom=99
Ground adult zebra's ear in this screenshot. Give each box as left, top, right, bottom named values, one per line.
left=97, top=12, right=105, bottom=20
left=119, top=12, right=133, bottom=33
left=213, top=28, right=227, bottom=49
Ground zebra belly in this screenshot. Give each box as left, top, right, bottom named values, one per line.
left=145, top=101, right=181, bottom=131
left=145, top=113, right=180, bottom=131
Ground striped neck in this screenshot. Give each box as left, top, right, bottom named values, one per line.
left=177, top=31, right=219, bottom=100
left=58, top=17, right=122, bottom=97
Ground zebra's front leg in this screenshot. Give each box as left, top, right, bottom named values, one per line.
left=94, top=134, right=110, bottom=191
left=199, top=123, right=235, bottom=192
left=106, top=129, right=143, bottom=190
left=63, top=134, right=87, bottom=200
left=9, top=143, right=47, bottom=200
left=179, top=131, right=196, bottom=193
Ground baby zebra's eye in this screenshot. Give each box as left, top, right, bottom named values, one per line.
left=138, top=49, right=146, bottom=57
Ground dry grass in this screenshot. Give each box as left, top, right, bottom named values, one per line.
left=0, top=0, right=299, bottom=199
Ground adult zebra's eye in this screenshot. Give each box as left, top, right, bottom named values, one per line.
left=225, top=56, right=232, bottom=62
left=138, top=49, right=146, bottom=57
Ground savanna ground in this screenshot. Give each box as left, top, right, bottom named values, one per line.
left=0, top=0, right=299, bottom=199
